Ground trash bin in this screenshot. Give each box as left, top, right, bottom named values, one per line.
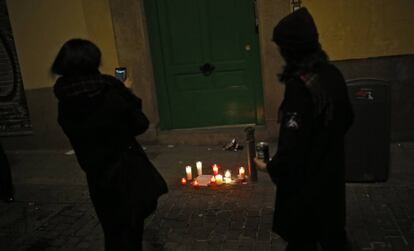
left=345, top=79, right=391, bottom=182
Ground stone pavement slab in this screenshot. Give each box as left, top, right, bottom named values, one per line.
left=0, top=143, right=413, bottom=250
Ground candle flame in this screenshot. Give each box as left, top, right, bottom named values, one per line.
left=181, top=177, right=187, bottom=185
left=239, top=167, right=245, bottom=175
left=212, top=164, right=219, bottom=175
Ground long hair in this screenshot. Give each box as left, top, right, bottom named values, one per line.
left=51, top=39, right=101, bottom=76
left=278, top=45, right=329, bottom=82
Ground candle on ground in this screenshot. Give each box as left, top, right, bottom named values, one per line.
left=181, top=177, right=187, bottom=185
left=224, top=170, right=232, bottom=184
left=210, top=175, right=216, bottom=184
left=239, top=167, right=246, bottom=178
left=193, top=180, right=199, bottom=187
left=196, top=161, right=203, bottom=176
left=225, top=170, right=231, bottom=179
left=185, top=166, right=192, bottom=180
left=215, top=174, right=223, bottom=185
left=212, top=164, right=219, bottom=175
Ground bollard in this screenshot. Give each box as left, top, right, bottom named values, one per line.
left=245, top=126, right=258, bottom=182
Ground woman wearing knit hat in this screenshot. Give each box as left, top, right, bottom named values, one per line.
left=255, top=8, right=354, bottom=251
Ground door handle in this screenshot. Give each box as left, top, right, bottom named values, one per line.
left=199, top=63, right=215, bottom=76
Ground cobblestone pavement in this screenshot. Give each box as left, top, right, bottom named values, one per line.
left=0, top=143, right=413, bottom=251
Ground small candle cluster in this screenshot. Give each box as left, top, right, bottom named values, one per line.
left=181, top=162, right=247, bottom=187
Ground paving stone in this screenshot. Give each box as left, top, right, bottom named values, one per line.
left=1, top=144, right=414, bottom=250
left=255, top=240, right=271, bottom=251
left=222, top=240, right=240, bottom=251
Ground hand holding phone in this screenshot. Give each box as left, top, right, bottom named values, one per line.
left=115, top=67, right=127, bottom=81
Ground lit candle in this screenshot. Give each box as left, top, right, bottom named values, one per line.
left=181, top=177, right=187, bottom=185
left=193, top=180, right=199, bottom=187
left=215, top=174, right=223, bottom=185
left=210, top=175, right=216, bottom=184
left=239, top=167, right=246, bottom=178
left=212, top=164, right=219, bottom=175
left=225, top=170, right=231, bottom=179
left=185, top=166, right=192, bottom=180
left=196, top=161, right=203, bottom=176
left=224, top=170, right=232, bottom=184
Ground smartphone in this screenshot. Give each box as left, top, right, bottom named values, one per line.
left=115, top=67, right=127, bottom=81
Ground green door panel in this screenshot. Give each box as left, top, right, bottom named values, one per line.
left=159, top=0, right=204, bottom=65
left=206, top=0, right=250, bottom=62
left=145, top=0, right=263, bottom=129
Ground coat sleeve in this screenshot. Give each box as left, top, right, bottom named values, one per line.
left=124, top=89, right=150, bottom=136
left=125, top=91, right=150, bottom=136
left=111, top=81, right=150, bottom=136
left=266, top=80, right=314, bottom=185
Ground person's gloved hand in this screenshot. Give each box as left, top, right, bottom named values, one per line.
left=123, top=78, right=133, bottom=89
left=254, top=157, right=267, bottom=172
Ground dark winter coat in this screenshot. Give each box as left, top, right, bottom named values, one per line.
left=54, top=73, right=167, bottom=225
left=267, top=63, right=354, bottom=241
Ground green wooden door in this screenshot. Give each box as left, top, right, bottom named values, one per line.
left=145, top=0, right=263, bottom=129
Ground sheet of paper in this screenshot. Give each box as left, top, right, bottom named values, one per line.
left=195, top=175, right=213, bottom=186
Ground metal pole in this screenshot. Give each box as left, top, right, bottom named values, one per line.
left=245, top=126, right=257, bottom=182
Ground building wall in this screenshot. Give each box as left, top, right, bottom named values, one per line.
left=108, top=0, right=159, bottom=142
left=303, top=0, right=414, bottom=60
left=3, top=0, right=119, bottom=150
left=6, top=0, right=119, bottom=90
left=3, top=0, right=414, bottom=150
left=302, top=0, right=414, bottom=141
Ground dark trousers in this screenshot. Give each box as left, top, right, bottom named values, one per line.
left=286, top=232, right=351, bottom=251
left=101, top=217, right=144, bottom=251
left=286, top=241, right=349, bottom=251
left=0, top=142, right=13, bottom=199
left=87, top=176, right=145, bottom=251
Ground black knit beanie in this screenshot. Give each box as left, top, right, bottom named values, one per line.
left=272, top=7, right=319, bottom=50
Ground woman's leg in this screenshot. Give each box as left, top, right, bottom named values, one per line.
left=0, top=142, right=14, bottom=201
left=87, top=178, right=144, bottom=251
left=286, top=241, right=318, bottom=251
left=319, top=229, right=351, bottom=251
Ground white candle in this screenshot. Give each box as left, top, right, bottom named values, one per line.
left=185, top=166, right=192, bottom=180
left=196, top=161, right=203, bottom=176
left=239, top=167, right=246, bottom=178
left=215, top=174, right=223, bottom=185
left=224, top=170, right=232, bottom=184
left=225, top=170, right=231, bottom=179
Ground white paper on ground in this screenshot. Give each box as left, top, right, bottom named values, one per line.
left=64, top=150, right=75, bottom=155
left=195, top=175, right=213, bottom=186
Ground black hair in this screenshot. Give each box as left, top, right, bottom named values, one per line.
left=51, top=38, right=101, bottom=76
left=278, top=44, right=329, bottom=82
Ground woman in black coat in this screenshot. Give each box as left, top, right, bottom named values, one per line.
left=52, top=39, right=167, bottom=250
left=255, top=8, right=354, bottom=251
